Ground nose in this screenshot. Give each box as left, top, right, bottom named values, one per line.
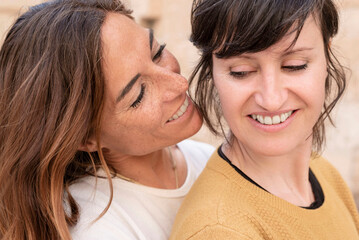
left=254, top=69, right=288, bottom=112
left=157, top=50, right=188, bottom=102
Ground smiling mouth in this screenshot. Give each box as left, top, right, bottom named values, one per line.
left=167, top=98, right=189, bottom=122
left=250, top=110, right=295, bottom=125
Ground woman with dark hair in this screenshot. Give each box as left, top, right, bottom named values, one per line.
left=0, top=0, right=214, bottom=239
left=171, top=0, right=359, bottom=239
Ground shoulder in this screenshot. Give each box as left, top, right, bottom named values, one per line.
left=177, top=139, right=215, bottom=170
left=170, top=224, right=257, bottom=240
left=310, top=155, right=359, bottom=216
left=68, top=176, right=112, bottom=227
left=69, top=177, right=147, bottom=240
left=175, top=151, right=240, bottom=218
left=310, top=155, right=346, bottom=185
left=70, top=207, right=141, bottom=240
left=171, top=151, right=263, bottom=239
left=69, top=175, right=111, bottom=203
left=177, top=139, right=215, bottom=157
left=177, top=139, right=215, bottom=165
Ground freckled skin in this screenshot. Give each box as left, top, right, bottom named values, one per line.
left=99, top=13, right=202, bottom=159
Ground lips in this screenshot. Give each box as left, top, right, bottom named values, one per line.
left=167, top=97, right=189, bottom=122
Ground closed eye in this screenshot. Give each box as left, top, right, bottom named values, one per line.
left=230, top=71, right=254, bottom=79
left=130, top=83, right=146, bottom=108
left=282, top=64, right=308, bottom=71
left=153, top=44, right=166, bottom=61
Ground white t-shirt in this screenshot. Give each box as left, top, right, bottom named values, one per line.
left=69, top=140, right=215, bottom=240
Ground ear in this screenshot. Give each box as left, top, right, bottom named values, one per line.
left=78, top=138, right=98, bottom=152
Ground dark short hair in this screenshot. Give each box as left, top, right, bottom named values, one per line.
left=190, top=0, right=345, bottom=152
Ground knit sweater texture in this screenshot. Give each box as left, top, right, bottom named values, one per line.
left=170, top=151, right=359, bottom=240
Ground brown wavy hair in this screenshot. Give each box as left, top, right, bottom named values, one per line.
left=189, top=0, right=346, bottom=152
left=0, top=0, right=132, bottom=239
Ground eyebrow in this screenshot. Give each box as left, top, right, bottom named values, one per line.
left=222, top=47, right=314, bottom=60
left=283, top=47, right=314, bottom=56
left=116, top=29, right=153, bottom=103
left=149, top=28, right=154, bottom=50
left=116, top=73, right=141, bottom=103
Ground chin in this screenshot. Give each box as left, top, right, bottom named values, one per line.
left=240, top=139, right=297, bottom=157
left=262, top=143, right=310, bottom=158
left=190, top=115, right=203, bottom=135
left=175, top=123, right=203, bottom=147
left=182, top=122, right=203, bottom=141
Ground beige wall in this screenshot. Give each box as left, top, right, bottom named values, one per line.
left=1, top=0, right=358, bottom=205
left=0, top=1, right=44, bottom=42
left=325, top=0, right=359, bottom=206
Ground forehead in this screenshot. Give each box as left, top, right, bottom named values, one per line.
left=100, top=13, right=149, bottom=100
left=101, top=12, right=148, bottom=63
left=263, top=16, right=322, bottom=54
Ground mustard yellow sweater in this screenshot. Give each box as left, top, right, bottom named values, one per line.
left=170, top=151, right=359, bottom=240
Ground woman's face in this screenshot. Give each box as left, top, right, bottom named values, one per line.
left=99, top=13, right=202, bottom=156
left=212, top=16, right=327, bottom=157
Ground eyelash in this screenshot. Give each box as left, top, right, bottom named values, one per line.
left=152, top=44, right=166, bottom=61
left=230, top=71, right=250, bottom=78
left=282, top=64, right=308, bottom=71
left=130, top=83, right=146, bottom=108
left=129, top=44, right=166, bottom=109
left=230, top=64, right=308, bottom=79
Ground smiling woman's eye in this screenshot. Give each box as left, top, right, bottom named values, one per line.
left=130, top=83, right=146, bottom=108
left=152, top=44, right=166, bottom=62
left=228, top=64, right=256, bottom=79
left=230, top=71, right=252, bottom=79
left=282, top=64, right=308, bottom=72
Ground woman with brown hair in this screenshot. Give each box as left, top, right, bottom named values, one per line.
left=0, top=0, right=214, bottom=239
left=171, top=0, right=359, bottom=239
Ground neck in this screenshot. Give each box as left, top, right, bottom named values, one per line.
left=103, top=147, right=178, bottom=189
left=223, top=139, right=315, bottom=206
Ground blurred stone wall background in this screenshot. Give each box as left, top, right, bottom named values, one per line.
left=1, top=0, right=358, bottom=206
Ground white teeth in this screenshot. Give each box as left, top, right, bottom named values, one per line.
left=172, top=114, right=179, bottom=120
left=264, top=116, right=272, bottom=125
left=250, top=110, right=294, bottom=125
left=257, top=115, right=264, bottom=124
left=167, top=98, right=189, bottom=122
left=180, top=104, right=187, bottom=113
left=272, top=115, right=280, bottom=124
